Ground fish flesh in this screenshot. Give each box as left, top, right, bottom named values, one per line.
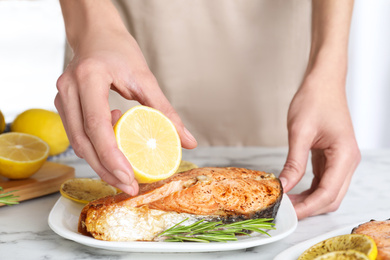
left=78, top=167, right=283, bottom=241
left=352, top=219, right=390, bottom=260
left=79, top=167, right=283, bottom=241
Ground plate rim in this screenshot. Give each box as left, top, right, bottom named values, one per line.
left=48, top=193, right=297, bottom=252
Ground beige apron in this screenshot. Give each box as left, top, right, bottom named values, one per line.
left=65, top=0, right=311, bottom=146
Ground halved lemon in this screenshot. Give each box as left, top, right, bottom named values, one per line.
left=298, top=234, right=377, bottom=260
left=60, top=178, right=118, bottom=204
left=313, top=250, right=370, bottom=260
left=114, top=105, right=182, bottom=183
left=0, top=132, right=49, bottom=179
left=176, top=160, right=198, bottom=173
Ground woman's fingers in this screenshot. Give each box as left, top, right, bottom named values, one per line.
left=133, top=75, right=198, bottom=150
left=56, top=69, right=139, bottom=196
left=289, top=144, right=360, bottom=219
left=77, top=69, right=135, bottom=182
left=279, top=126, right=311, bottom=193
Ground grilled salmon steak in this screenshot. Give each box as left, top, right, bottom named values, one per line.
left=352, top=219, right=390, bottom=260
left=78, top=167, right=283, bottom=241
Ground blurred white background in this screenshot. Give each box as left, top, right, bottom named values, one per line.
left=0, top=0, right=389, bottom=149
left=0, top=0, right=65, bottom=120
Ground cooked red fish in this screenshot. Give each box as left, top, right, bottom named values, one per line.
left=78, top=167, right=283, bottom=241
left=352, top=219, right=390, bottom=260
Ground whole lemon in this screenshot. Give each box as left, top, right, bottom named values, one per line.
left=11, top=109, right=69, bottom=156
left=0, top=110, right=5, bottom=134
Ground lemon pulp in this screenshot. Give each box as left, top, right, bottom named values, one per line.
left=60, top=178, right=117, bottom=204
left=0, top=132, right=49, bottom=179
left=298, top=234, right=377, bottom=260
left=114, top=105, right=182, bottom=183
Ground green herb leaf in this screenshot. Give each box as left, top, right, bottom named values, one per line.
left=158, top=218, right=275, bottom=243
left=0, top=187, right=19, bottom=205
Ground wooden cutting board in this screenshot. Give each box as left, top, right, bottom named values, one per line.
left=0, top=161, right=75, bottom=206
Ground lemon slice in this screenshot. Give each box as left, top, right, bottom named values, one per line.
left=298, top=234, right=377, bottom=260
left=176, top=160, right=198, bottom=173
left=313, top=250, right=370, bottom=260
left=60, top=178, right=118, bottom=204
left=114, top=105, right=182, bottom=183
left=0, top=132, right=49, bottom=179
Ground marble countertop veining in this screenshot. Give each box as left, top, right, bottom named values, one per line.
left=1, top=147, right=390, bottom=260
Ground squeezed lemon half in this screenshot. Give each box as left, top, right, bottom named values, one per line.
left=176, top=160, right=198, bottom=173
left=114, top=105, right=182, bottom=183
left=312, top=250, right=370, bottom=260
left=298, top=234, right=377, bottom=260
left=60, top=178, right=118, bottom=204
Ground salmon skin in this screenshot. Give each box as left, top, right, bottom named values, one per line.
left=78, top=167, right=283, bottom=241
left=352, top=219, right=390, bottom=260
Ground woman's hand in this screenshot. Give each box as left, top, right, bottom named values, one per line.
left=56, top=0, right=197, bottom=196
left=279, top=0, right=357, bottom=220
left=279, top=71, right=360, bottom=220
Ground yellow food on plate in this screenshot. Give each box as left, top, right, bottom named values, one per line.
left=114, top=105, right=182, bottom=183
left=114, top=160, right=197, bottom=193
left=11, top=108, right=69, bottom=156
left=176, top=160, right=198, bottom=173
left=0, top=110, right=5, bottom=134
left=312, top=250, right=370, bottom=260
left=298, top=234, right=377, bottom=260
left=60, top=178, right=118, bottom=204
left=0, top=132, right=49, bottom=179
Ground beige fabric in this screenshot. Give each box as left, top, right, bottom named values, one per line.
left=65, top=0, right=311, bottom=146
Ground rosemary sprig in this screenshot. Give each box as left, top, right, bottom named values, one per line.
left=0, top=187, right=19, bottom=205
left=158, top=218, right=275, bottom=243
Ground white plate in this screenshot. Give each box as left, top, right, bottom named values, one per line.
left=274, top=223, right=361, bottom=260
left=48, top=194, right=297, bottom=253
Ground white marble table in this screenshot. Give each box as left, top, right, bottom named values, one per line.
left=1, top=147, right=389, bottom=260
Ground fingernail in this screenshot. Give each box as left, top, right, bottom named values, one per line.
left=279, top=177, right=288, bottom=190
left=116, top=183, right=134, bottom=196
left=184, top=127, right=196, bottom=143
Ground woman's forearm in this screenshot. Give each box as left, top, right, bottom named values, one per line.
left=307, top=0, right=354, bottom=80
left=59, top=0, right=127, bottom=49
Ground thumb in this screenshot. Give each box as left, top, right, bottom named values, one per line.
left=279, top=134, right=311, bottom=193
